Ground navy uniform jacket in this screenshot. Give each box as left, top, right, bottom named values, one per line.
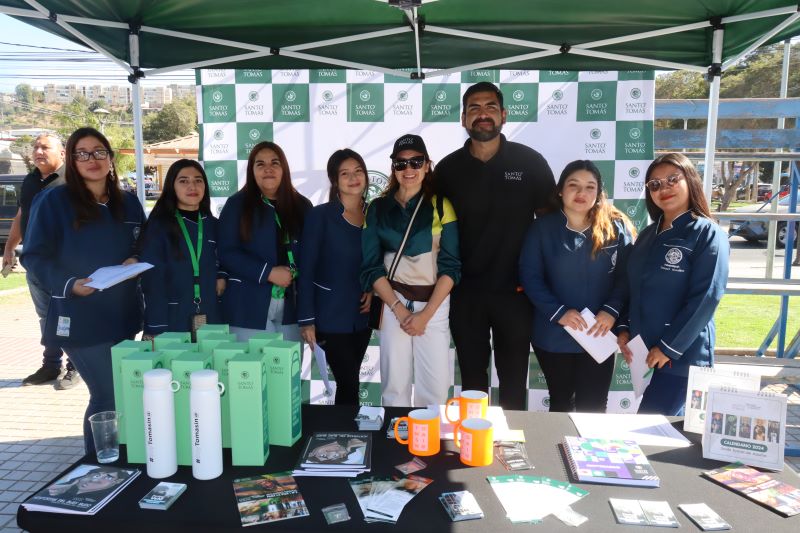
left=620, top=211, right=729, bottom=376
left=297, top=199, right=369, bottom=334
left=139, top=213, right=223, bottom=335
left=519, top=211, right=633, bottom=353
left=217, top=190, right=311, bottom=329
left=21, top=186, right=144, bottom=347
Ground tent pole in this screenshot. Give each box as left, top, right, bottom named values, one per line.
left=411, top=7, right=423, bottom=78
left=722, top=12, right=800, bottom=70
left=569, top=48, right=707, bottom=73
left=703, top=24, right=724, bottom=201
left=129, top=30, right=145, bottom=207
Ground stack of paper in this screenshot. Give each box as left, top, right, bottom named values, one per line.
left=487, top=475, right=588, bottom=524
left=355, top=406, right=385, bottom=431
left=563, top=308, right=618, bottom=363
left=84, top=262, right=153, bottom=290
left=569, top=413, right=691, bottom=448
left=292, top=432, right=371, bottom=477
left=349, top=475, right=432, bottom=524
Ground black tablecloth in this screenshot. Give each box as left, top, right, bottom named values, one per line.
left=17, top=405, right=800, bottom=532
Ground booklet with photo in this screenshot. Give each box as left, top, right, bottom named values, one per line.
left=563, top=436, right=660, bottom=487
left=439, top=490, right=484, bottom=521
left=684, top=366, right=761, bottom=433
left=232, top=472, right=309, bottom=527
left=702, top=386, right=787, bottom=471
left=23, top=464, right=140, bottom=515
left=366, top=475, right=433, bottom=523
left=138, top=482, right=186, bottom=510
left=678, top=503, right=731, bottom=531
left=296, top=431, right=371, bottom=470
left=348, top=477, right=404, bottom=524
left=702, top=462, right=800, bottom=517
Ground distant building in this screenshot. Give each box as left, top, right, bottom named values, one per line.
left=42, top=83, right=191, bottom=109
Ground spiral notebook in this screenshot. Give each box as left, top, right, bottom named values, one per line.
left=562, top=436, right=660, bottom=487
left=684, top=366, right=761, bottom=434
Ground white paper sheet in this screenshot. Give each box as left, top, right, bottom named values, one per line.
left=84, top=262, right=153, bottom=290
left=569, top=413, right=691, bottom=447
left=312, top=344, right=332, bottom=395
left=562, top=308, right=618, bottom=363
left=627, top=334, right=653, bottom=398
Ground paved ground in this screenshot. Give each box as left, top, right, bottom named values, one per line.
left=0, top=282, right=798, bottom=532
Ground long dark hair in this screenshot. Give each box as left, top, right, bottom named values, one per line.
left=552, top=160, right=636, bottom=257
left=383, top=153, right=435, bottom=201
left=644, top=152, right=712, bottom=222
left=240, top=141, right=304, bottom=242
left=144, top=159, right=211, bottom=257
left=327, top=148, right=368, bottom=202
left=64, top=127, right=123, bottom=228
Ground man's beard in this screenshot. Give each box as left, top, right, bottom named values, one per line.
left=467, top=118, right=502, bottom=142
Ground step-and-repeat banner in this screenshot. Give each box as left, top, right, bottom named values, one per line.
left=195, top=68, right=654, bottom=412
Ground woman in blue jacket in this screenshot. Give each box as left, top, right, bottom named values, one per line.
left=218, top=141, right=312, bottom=342
left=618, top=153, right=729, bottom=416
left=22, top=127, right=144, bottom=454
left=298, top=149, right=372, bottom=405
left=520, top=160, right=635, bottom=412
left=139, top=159, right=225, bottom=340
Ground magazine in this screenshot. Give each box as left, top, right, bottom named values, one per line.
left=22, top=464, right=140, bottom=515
left=232, top=472, right=309, bottom=527
left=702, top=462, right=800, bottom=517
left=562, top=436, right=660, bottom=487
left=294, top=431, right=372, bottom=476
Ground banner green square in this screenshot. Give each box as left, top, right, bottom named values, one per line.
left=619, top=71, right=655, bottom=81
left=616, top=121, right=654, bottom=160
left=540, top=70, right=579, bottom=82
left=201, top=84, right=236, bottom=123
left=609, top=355, right=633, bottom=392
left=594, top=160, right=616, bottom=197
left=310, top=69, right=346, bottom=83
left=528, top=355, right=548, bottom=390
left=204, top=161, right=239, bottom=197
left=422, top=84, right=460, bottom=122
left=235, top=69, right=271, bottom=84
left=272, top=84, right=310, bottom=122
left=347, top=83, right=384, bottom=122
left=461, top=69, right=499, bottom=83
left=577, top=81, right=617, bottom=122
left=236, top=123, right=273, bottom=160
left=612, top=199, right=650, bottom=232
left=358, top=382, right=382, bottom=406
left=501, top=83, right=538, bottom=122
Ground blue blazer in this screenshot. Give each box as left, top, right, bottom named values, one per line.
left=297, top=199, right=369, bottom=334
left=620, top=211, right=729, bottom=376
left=520, top=211, right=633, bottom=353
left=139, top=213, right=223, bottom=334
left=21, top=186, right=144, bottom=347
left=217, top=190, right=311, bottom=329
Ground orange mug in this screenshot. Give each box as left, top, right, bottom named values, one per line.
left=394, top=408, right=440, bottom=456
left=453, top=417, right=493, bottom=467
left=445, top=390, right=489, bottom=424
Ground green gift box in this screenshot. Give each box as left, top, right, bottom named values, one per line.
left=153, top=331, right=191, bottom=349
left=212, top=342, right=249, bottom=448
left=195, top=324, right=230, bottom=342
left=199, top=333, right=237, bottom=353
left=228, top=353, right=270, bottom=465
left=158, top=342, right=198, bottom=368
left=171, top=351, right=214, bottom=466
left=121, top=351, right=164, bottom=463
left=110, top=340, right=152, bottom=444
left=262, top=340, right=303, bottom=447
left=247, top=332, right=282, bottom=355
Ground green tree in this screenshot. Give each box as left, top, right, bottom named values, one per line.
left=9, top=135, right=34, bottom=172
left=142, top=97, right=197, bottom=143
left=14, top=84, right=34, bottom=104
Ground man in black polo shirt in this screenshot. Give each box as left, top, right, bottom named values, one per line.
left=435, top=82, right=555, bottom=410
left=2, top=133, right=81, bottom=389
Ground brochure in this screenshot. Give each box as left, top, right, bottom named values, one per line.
left=365, top=475, right=433, bottom=523
left=562, top=307, right=618, bottom=363
left=349, top=477, right=397, bottom=523
left=610, top=499, right=679, bottom=527
left=138, top=482, right=186, bottom=510
left=84, top=262, right=153, bottom=290
left=684, top=366, right=761, bottom=433
left=627, top=334, right=653, bottom=398
left=563, top=436, right=660, bottom=487
left=439, top=490, right=484, bottom=521
left=569, top=412, right=691, bottom=447
left=487, top=475, right=588, bottom=523
left=702, top=462, right=800, bottom=517
left=232, top=472, right=309, bottom=527
left=678, top=503, right=732, bottom=531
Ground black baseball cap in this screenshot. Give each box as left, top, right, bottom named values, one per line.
left=390, top=134, right=429, bottom=159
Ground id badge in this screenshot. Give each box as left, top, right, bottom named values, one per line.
left=191, top=314, right=207, bottom=341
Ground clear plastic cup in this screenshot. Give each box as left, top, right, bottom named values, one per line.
left=88, top=411, right=120, bottom=463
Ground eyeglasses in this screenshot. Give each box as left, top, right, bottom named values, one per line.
left=392, top=156, right=426, bottom=171
left=73, top=150, right=111, bottom=162
left=646, top=173, right=684, bottom=192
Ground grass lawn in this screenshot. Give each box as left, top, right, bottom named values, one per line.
left=0, top=272, right=27, bottom=292
left=715, top=294, right=800, bottom=349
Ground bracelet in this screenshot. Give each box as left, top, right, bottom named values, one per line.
left=389, top=299, right=402, bottom=312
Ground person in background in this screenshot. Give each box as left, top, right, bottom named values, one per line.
left=618, top=153, right=729, bottom=416
left=139, top=159, right=225, bottom=339
left=2, top=133, right=81, bottom=389
left=520, top=160, right=635, bottom=412
left=361, top=134, right=460, bottom=407
left=298, top=149, right=371, bottom=405
left=22, top=127, right=144, bottom=454
left=217, top=141, right=311, bottom=342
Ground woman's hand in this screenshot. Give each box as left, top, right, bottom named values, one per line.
left=557, top=309, right=588, bottom=331
left=392, top=303, right=412, bottom=326
left=587, top=310, right=615, bottom=337
left=617, top=331, right=632, bottom=364
left=300, top=325, right=316, bottom=348
left=267, top=266, right=292, bottom=287
left=122, top=257, right=138, bottom=266
left=402, top=311, right=431, bottom=337
left=141, top=333, right=155, bottom=342
left=359, top=292, right=372, bottom=314
left=216, top=278, right=226, bottom=296
left=646, top=346, right=671, bottom=369
left=71, top=278, right=96, bottom=297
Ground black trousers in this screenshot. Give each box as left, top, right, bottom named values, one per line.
left=316, top=329, right=371, bottom=406
left=533, top=346, right=615, bottom=413
left=450, top=287, right=533, bottom=410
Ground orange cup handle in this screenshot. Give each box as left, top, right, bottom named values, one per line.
left=394, top=416, right=409, bottom=445
left=445, top=398, right=460, bottom=423
left=453, top=420, right=462, bottom=449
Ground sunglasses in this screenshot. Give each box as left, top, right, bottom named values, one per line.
left=646, top=173, right=684, bottom=192
left=392, top=156, right=426, bottom=171
left=73, top=150, right=112, bottom=162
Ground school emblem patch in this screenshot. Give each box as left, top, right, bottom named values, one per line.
left=665, top=248, right=683, bottom=265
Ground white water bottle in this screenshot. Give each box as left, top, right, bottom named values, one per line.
left=190, top=369, right=224, bottom=480
left=143, top=369, right=180, bottom=479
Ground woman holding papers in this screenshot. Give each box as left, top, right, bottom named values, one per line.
left=519, top=160, right=635, bottom=412
left=360, top=134, right=460, bottom=407
left=218, top=141, right=312, bottom=342
left=139, top=159, right=225, bottom=338
left=22, top=127, right=144, bottom=454
left=617, top=153, right=729, bottom=416
left=297, top=149, right=372, bottom=405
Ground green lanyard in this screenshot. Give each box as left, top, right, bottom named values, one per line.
left=175, top=211, right=203, bottom=307
left=262, top=197, right=297, bottom=299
